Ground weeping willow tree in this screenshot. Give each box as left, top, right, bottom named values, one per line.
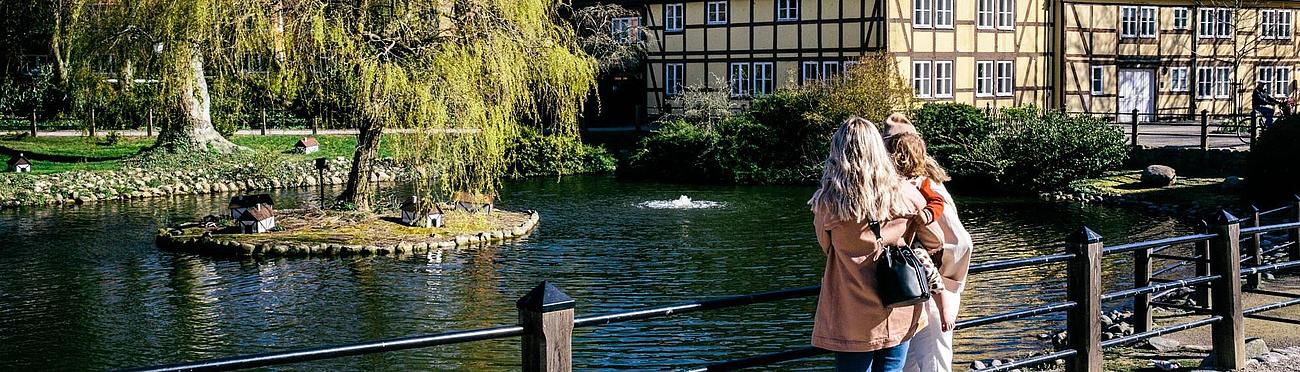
left=67, top=0, right=597, bottom=212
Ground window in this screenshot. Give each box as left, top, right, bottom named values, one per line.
left=1200, top=8, right=1234, bottom=39
left=1196, top=66, right=1215, bottom=99
left=665, top=63, right=684, bottom=97
left=935, top=0, right=954, bottom=28
left=729, top=63, right=750, bottom=97
left=802, top=61, right=822, bottom=84
left=1170, top=67, right=1189, bottom=92
left=665, top=4, right=684, bottom=32
left=1260, top=65, right=1293, bottom=97
left=1173, top=8, right=1189, bottom=30
left=1261, top=10, right=1294, bottom=40
left=823, top=61, right=842, bottom=80
left=611, top=17, right=641, bottom=43
left=1140, top=7, right=1157, bottom=38
left=1091, top=65, right=1104, bottom=95
left=1215, top=66, right=1232, bottom=99
left=977, top=61, right=995, bottom=96
left=996, top=0, right=1014, bottom=30
left=753, top=62, right=774, bottom=95
left=913, top=61, right=933, bottom=98
left=1121, top=7, right=1139, bottom=38
left=706, top=1, right=728, bottom=25
left=996, top=61, right=1014, bottom=96
left=776, top=0, right=799, bottom=21
left=1199, top=8, right=1216, bottom=38
left=914, top=0, right=932, bottom=28
left=1122, top=7, right=1156, bottom=38
left=977, top=0, right=995, bottom=29
left=934, top=61, right=954, bottom=98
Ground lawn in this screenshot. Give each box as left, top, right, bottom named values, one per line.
left=0, top=135, right=153, bottom=159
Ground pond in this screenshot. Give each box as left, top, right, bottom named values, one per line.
left=0, top=176, right=1192, bottom=370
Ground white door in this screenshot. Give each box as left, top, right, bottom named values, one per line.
left=1118, top=69, right=1155, bottom=123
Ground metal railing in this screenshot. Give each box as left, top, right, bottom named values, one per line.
left=120, top=198, right=1300, bottom=372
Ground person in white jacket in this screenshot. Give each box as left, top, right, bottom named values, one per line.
left=882, top=113, right=975, bottom=372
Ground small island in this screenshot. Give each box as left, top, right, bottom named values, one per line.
left=156, top=206, right=540, bottom=258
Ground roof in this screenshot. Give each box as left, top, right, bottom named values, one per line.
left=296, top=137, right=320, bottom=148
left=229, top=194, right=274, bottom=209
left=238, top=205, right=273, bottom=222
left=453, top=191, right=495, bottom=204
left=400, top=196, right=443, bottom=214
left=7, top=153, right=29, bottom=166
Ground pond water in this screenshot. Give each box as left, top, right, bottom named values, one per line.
left=0, top=176, right=1192, bottom=371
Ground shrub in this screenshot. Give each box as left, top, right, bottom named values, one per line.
left=991, top=108, right=1129, bottom=191
left=1247, top=118, right=1300, bottom=201
left=509, top=128, right=616, bottom=177
left=909, top=103, right=994, bottom=177
left=665, top=79, right=738, bottom=129
left=624, top=120, right=725, bottom=182
left=818, top=52, right=914, bottom=123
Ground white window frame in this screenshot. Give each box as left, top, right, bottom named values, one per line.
left=665, top=4, right=684, bottom=32
left=934, top=61, right=954, bottom=98
left=776, top=0, right=799, bottom=22
left=977, top=61, right=995, bottom=97
left=1216, top=8, right=1234, bottom=39
left=753, top=62, right=774, bottom=96
left=665, top=63, right=684, bottom=97
left=1091, top=65, right=1105, bottom=95
left=996, top=61, right=1014, bottom=96
left=996, top=0, right=1015, bottom=30
left=1173, top=8, right=1189, bottom=30
left=729, top=62, right=751, bottom=97
left=1170, top=67, right=1189, bottom=92
left=914, top=0, right=933, bottom=28
left=1260, top=65, right=1293, bottom=98
left=1197, top=66, right=1215, bottom=99
left=913, top=61, right=933, bottom=98
left=1261, top=9, right=1294, bottom=40
left=610, top=17, right=641, bottom=44
left=1214, top=66, right=1232, bottom=99
left=977, top=0, right=995, bottom=29
left=1140, top=7, right=1158, bottom=38
left=823, top=61, right=842, bottom=80
left=802, top=61, right=822, bottom=84
left=935, top=0, right=954, bottom=29
left=1199, top=8, right=1217, bottom=39
left=1121, top=7, right=1140, bottom=38
left=706, top=1, right=728, bottom=25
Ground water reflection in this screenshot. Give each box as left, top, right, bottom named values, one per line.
left=0, top=176, right=1190, bottom=370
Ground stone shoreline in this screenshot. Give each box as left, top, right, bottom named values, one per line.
left=155, top=210, right=541, bottom=258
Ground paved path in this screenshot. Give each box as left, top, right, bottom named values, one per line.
left=1118, top=122, right=1254, bottom=151
left=1, top=128, right=483, bottom=137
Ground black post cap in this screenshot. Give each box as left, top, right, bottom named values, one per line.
left=1212, top=209, right=1240, bottom=225
left=314, top=158, right=329, bottom=170
left=1067, top=226, right=1103, bottom=245
left=1293, top=194, right=1300, bottom=202
left=517, top=281, right=575, bottom=313
left=1251, top=205, right=1260, bottom=213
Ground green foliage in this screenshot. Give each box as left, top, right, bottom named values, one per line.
left=1247, top=118, right=1300, bottom=201
left=508, top=128, right=616, bottom=177
left=626, top=120, right=725, bottom=182
left=909, top=103, right=996, bottom=178
left=572, top=4, right=646, bottom=75
left=664, top=79, right=738, bottom=129
left=818, top=53, right=914, bottom=123
left=0, top=67, right=65, bottom=117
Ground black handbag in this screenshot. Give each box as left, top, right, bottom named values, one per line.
left=869, top=219, right=931, bottom=308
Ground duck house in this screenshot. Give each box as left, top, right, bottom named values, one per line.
left=237, top=205, right=276, bottom=233
left=295, top=137, right=320, bottom=154
left=229, top=194, right=274, bottom=220
left=452, top=191, right=494, bottom=215
left=7, top=153, right=31, bottom=173
left=400, top=196, right=445, bottom=228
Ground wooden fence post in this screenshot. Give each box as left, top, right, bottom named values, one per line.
left=1195, top=220, right=1212, bottom=308
left=147, top=108, right=154, bottom=137
left=312, top=117, right=319, bottom=135
left=260, top=107, right=268, bottom=136
left=1291, top=195, right=1300, bottom=262
left=1134, top=245, right=1152, bottom=334
left=1066, top=227, right=1103, bottom=372
left=89, top=108, right=96, bottom=137
left=1208, top=210, right=1246, bottom=370
left=1200, top=110, right=1209, bottom=151
left=1131, top=109, right=1140, bottom=147
left=30, top=110, right=37, bottom=137
left=517, top=281, right=574, bottom=372
left=1247, top=205, right=1264, bottom=289
left=1249, top=111, right=1258, bottom=148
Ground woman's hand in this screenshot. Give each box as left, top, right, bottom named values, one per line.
left=939, top=289, right=960, bottom=332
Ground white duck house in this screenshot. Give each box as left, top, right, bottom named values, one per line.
left=7, top=153, right=31, bottom=173
left=295, top=137, right=320, bottom=154
left=229, top=194, right=274, bottom=220
left=452, top=191, right=494, bottom=215
left=238, top=205, right=276, bottom=233
left=400, top=196, right=445, bottom=228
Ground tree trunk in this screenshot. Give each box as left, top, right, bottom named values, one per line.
left=338, top=120, right=383, bottom=211
left=152, top=47, right=242, bottom=153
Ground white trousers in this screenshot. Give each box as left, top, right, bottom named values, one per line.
left=903, top=298, right=954, bottom=372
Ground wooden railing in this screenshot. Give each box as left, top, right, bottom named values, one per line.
left=1062, top=109, right=1263, bottom=150
left=120, top=197, right=1300, bottom=372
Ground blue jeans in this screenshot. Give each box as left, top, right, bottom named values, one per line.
left=1257, top=106, right=1276, bottom=128
left=834, top=340, right=911, bottom=372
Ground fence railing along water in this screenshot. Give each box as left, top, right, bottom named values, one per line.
left=1060, top=110, right=1264, bottom=150
left=116, top=197, right=1300, bottom=372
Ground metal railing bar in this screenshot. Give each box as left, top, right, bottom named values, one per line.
left=1242, top=222, right=1300, bottom=235
left=1245, top=313, right=1300, bottom=325
left=974, top=349, right=1078, bottom=372
left=1099, top=316, right=1223, bottom=348
left=573, top=286, right=821, bottom=328
left=684, top=347, right=827, bottom=371
left=969, top=253, right=1075, bottom=274
left=1153, top=261, right=1191, bottom=277
left=1241, top=260, right=1300, bottom=276
left=1150, top=253, right=1210, bottom=263
left=1104, top=234, right=1216, bottom=255
left=1244, top=297, right=1300, bottom=315
left=1244, top=289, right=1300, bottom=298
left=955, top=302, right=1076, bottom=329
left=1150, top=301, right=1212, bottom=314
left=116, top=325, right=526, bottom=372
left=1101, top=275, right=1220, bottom=302
left=1259, top=205, right=1294, bottom=217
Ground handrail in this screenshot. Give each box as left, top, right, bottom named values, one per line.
left=1241, top=221, right=1300, bottom=235
left=1259, top=205, right=1294, bottom=217
left=1103, top=233, right=1216, bottom=255
left=969, top=252, right=1074, bottom=274
left=573, top=286, right=820, bottom=328
left=684, top=347, right=826, bottom=372
left=955, top=302, right=1076, bottom=329
left=1241, top=260, right=1300, bottom=275
left=1101, top=275, right=1220, bottom=302
left=1099, top=316, right=1222, bottom=348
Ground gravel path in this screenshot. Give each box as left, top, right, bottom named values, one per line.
left=1247, top=346, right=1300, bottom=372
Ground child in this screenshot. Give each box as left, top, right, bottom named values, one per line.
left=891, top=132, right=951, bottom=330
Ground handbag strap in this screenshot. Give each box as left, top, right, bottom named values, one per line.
left=868, top=216, right=919, bottom=248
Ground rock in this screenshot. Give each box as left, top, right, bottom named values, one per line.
left=1141, top=165, right=1177, bottom=187
left=1246, top=337, right=1271, bottom=359
left=1147, top=336, right=1181, bottom=352
left=1223, top=176, right=1245, bottom=190
left=1151, top=360, right=1181, bottom=371
left=970, top=360, right=987, bottom=370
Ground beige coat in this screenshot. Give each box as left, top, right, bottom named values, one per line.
left=811, top=186, right=945, bottom=352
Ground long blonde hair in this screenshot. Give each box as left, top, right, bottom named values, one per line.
left=811, top=116, right=914, bottom=223
left=890, top=132, right=951, bottom=182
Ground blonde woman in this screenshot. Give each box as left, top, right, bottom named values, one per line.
left=810, top=116, right=944, bottom=371
left=883, top=113, right=975, bottom=372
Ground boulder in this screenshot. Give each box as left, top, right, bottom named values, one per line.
left=1147, top=336, right=1181, bottom=352
left=1141, top=165, right=1177, bottom=187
